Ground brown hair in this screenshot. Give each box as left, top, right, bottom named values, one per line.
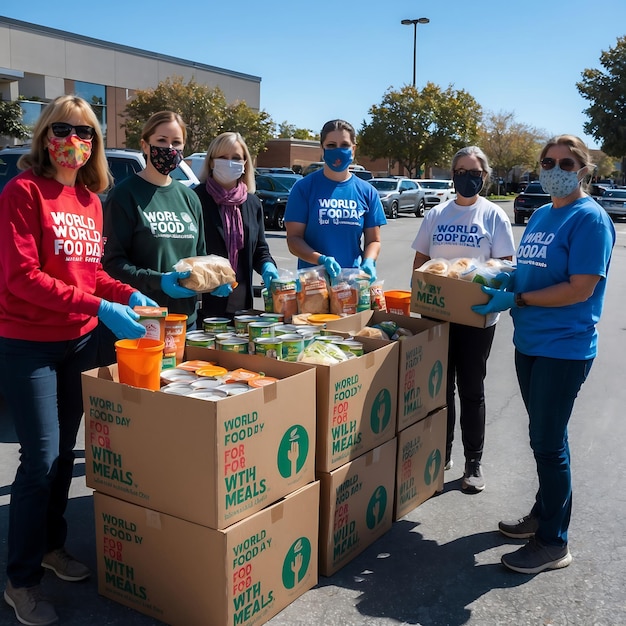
left=18, top=95, right=111, bottom=193
left=141, top=110, right=187, bottom=145
left=320, top=119, right=356, bottom=146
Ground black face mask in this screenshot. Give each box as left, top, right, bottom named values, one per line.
left=149, top=145, right=183, bottom=175
left=453, top=171, right=484, bottom=198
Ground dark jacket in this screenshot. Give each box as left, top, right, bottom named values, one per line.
left=194, top=184, right=275, bottom=324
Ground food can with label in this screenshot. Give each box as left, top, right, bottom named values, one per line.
left=254, top=337, right=283, bottom=360
left=279, top=333, right=305, bottom=361
left=202, top=317, right=230, bottom=332
left=233, top=315, right=263, bottom=334
left=216, top=337, right=249, bottom=353
left=185, top=331, right=216, bottom=349
left=247, top=321, right=275, bottom=353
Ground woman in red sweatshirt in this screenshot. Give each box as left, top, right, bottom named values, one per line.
left=0, top=95, right=154, bottom=626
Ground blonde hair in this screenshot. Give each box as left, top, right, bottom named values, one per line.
left=18, top=95, right=111, bottom=193
left=200, top=131, right=255, bottom=193
left=539, top=135, right=593, bottom=190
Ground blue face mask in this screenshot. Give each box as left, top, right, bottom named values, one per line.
left=323, top=147, right=353, bottom=172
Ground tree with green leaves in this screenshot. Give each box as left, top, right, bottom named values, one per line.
left=478, top=111, right=547, bottom=183
left=358, top=83, right=482, bottom=177
left=277, top=122, right=318, bottom=140
left=577, top=36, right=626, bottom=177
left=121, top=76, right=274, bottom=157
left=0, top=101, right=29, bottom=141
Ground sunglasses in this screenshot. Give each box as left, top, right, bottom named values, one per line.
left=540, top=157, right=577, bottom=172
left=50, top=122, right=95, bottom=141
left=453, top=168, right=483, bottom=177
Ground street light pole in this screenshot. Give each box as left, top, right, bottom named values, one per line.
left=401, top=17, right=430, bottom=88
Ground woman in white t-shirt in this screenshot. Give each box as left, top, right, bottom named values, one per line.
left=411, top=146, right=515, bottom=493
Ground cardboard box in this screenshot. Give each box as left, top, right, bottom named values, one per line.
left=394, top=407, right=446, bottom=521
left=83, top=350, right=316, bottom=529
left=327, top=311, right=449, bottom=431
left=94, top=482, right=319, bottom=626
left=411, top=270, right=498, bottom=328
left=318, top=438, right=397, bottom=576
left=305, top=338, right=398, bottom=473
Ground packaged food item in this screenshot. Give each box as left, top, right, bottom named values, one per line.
left=270, top=270, right=298, bottom=322
left=297, top=265, right=330, bottom=314
left=133, top=306, right=168, bottom=341
left=418, top=258, right=451, bottom=275
left=173, top=254, right=236, bottom=292
left=297, top=339, right=354, bottom=365
left=370, top=281, right=387, bottom=312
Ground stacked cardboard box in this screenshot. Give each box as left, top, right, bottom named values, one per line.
left=327, top=312, right=449, bottom=521
left=83, top=350, right=320, bottom=626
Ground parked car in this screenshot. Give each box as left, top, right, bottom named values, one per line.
left=589, top=182, right=613, bottom=203
left=183, top=152, right=207, bottom=178
left=0, top=146, right=199, bottom=201
left=255, top=166, right=295, bottom=175
left=417, top=179, right=456, bottom=207
left=301, top=162, right=372, bottom=179
left=513, top=180, right=550, bottom=224
left=255, top=172, right=302, bottom=230
left=369, top=177, right=426, bottom=219
left=599, top=188, right=626, bottom=219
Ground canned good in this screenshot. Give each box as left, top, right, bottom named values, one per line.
left=215, top=331, right=237, bottom=341
left=294, top=325, right=320, bottom=336
left=260, top=312, right=284, bottom=323
left=160, top=383, right=194, bottom=395
left=337, top=340, right=364, bottom=357
left=254, top=337, right=283, bottom=360
left=233, top=315, right=263, bottom=334
left=280, top=333, right=305, bottom=362
left=273, top=324, right=299, bottom=335
left=185, top=331, right=216, bottom=349
left=247, top=321, right=276, bottom=353
left=190, top=378, right=223, bottom=390
left=202, top=317, right=230, bottom=332
left=216, top=337, right=249, bottom=353
left=188, top=389, right=229, bottom=401
left=160, top=369, right=198, bottom=384
left=215, top=383, right=252, bottom=396
left=315, top=334, right=347, bottom=343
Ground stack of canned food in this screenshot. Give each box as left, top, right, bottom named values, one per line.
left=185, top=313, right=364, bottom=362
left=159, top=362, right=279, bottom=400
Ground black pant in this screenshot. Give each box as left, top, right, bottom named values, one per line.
left=446, top=322, right=497, bottom=464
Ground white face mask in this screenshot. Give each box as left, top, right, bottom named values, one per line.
left=212, top=158, right=245, bottom=185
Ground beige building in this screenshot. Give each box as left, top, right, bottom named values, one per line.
left=0, top=16, right=261, bottom=147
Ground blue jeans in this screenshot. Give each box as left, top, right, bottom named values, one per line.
left=0, top=333, right=97, bottom=587
left=515, top=350, right=593, bottom=547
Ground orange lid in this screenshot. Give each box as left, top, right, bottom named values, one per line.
left=308, top=313, right=342, bottom=325
left=133, top=306, right=168, bottom=317
left=248, top=376, right=279, bottom=387
left=195, top=365, right=228, bottom=378
left=224, top=368, right=261, bottom=383
left=178, top=360, right=214, bottom=372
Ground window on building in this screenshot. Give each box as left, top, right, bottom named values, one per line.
left=18, top=100, right=45, bottom=130
left=74, top=81, right=106, bottom=140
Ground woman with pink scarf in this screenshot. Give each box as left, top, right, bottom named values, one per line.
left=194, top=131, right=278, bottom=324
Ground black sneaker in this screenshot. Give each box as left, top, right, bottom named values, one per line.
left=501, top=537, right=572, bottom=574
left=462, top=459, right=485, bottom=492
left=498, top=514, right=539, bottom=539
left=4, top=580, right=58, bottom=625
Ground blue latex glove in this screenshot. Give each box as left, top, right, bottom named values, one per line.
left=98, top=300, right=147, bottom=339
left=261, top=262, right=279, bottom=288
left=493, top=271, right=515, bottom=291
left=472, top=286, right=515, bottom=315
left=360, top=258, right=377, bottom=283
left=210, top=283, right=234, bottom=297
left=318, top=255, right=341, bottom=279
left=128, top=291, right=158, bottom=308
left=161, top=271, right=196, bottom=299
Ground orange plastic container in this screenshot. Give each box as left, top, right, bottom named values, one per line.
left=384, top=290, right=412, bottom=315
left=163, top=313, right=188, bottom=367
left=115, top=338, right=165, bottom=390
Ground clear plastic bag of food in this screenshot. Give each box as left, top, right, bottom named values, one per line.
left=270, top=268, right=298, bottom=321
left=297, top=265, right=330, bottom=314
left=173, top=255, right=236, bottom=292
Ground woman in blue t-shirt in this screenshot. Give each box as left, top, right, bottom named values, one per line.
left=284, top=119, right=386, bottom=282
left=475, top=134, right=616, bottom=575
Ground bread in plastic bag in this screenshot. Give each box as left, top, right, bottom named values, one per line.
left=174, top=255, right=236, bottom=292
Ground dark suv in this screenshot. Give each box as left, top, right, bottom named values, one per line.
left=255, top=172, right=302, bottom=230
left=513, top=181, right=550, bottom=224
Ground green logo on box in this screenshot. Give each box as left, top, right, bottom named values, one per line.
left=424, top=449, right=442, bottom=485
left=282, top=537, right=312, bottom=589
left=365, top=485, right=388, bottom=529
left=428, top=360, right=444, bottom=398
left=370, top=389, right=392, bottom=433
left=277, top=425, right=309, bottom=478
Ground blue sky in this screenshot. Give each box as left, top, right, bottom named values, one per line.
left=3, top=2, right=626, bottom=151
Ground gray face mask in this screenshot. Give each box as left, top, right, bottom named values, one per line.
left=539, top=165, right=584, bottom=198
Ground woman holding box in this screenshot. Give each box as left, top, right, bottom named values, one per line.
left=411, top=145, right=515, bottom=493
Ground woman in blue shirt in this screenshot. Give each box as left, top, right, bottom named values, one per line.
left=284, top=119, right=386, bottom=281
left=475, top=134, right=615, bottom=574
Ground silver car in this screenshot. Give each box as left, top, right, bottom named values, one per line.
left=369, top=177, right=426, bottom=219
left=600, top=188, right=626, bottom=219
